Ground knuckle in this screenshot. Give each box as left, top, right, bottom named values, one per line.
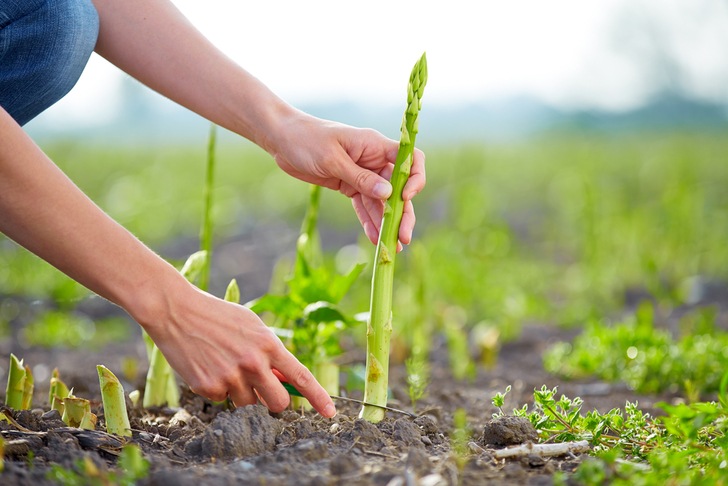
left=191, top=381, right=228, bottom=402
left=289, top=366, right=316, bottom=390
left=353, top=169, right=372, bottom=191
left=238, top=352, right=264, bottom=373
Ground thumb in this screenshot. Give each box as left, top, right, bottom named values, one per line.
left=338, top=162, right=392, bottom=200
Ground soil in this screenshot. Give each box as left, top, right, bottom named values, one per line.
left=0, top=320, right=681, bottom=486
left=1, top=229, right=722, bottom=485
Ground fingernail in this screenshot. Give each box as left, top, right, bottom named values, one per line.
left=323, top=403, right=337, bottom=418
left=373, top=182, right=392, bottom=199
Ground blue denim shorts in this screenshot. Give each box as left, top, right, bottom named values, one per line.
left=0, top=0, right=99, bottom=126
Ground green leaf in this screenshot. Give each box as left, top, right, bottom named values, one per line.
left=303, top=301, right=348, bottom=323
left=246, top=294, right=302, bottom=320
left=328, top=262, right=367, bottom=303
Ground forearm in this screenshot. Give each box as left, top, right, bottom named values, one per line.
left=0, top=108, right=184, bottom=329
left=91, top=0, right=292, bottom=153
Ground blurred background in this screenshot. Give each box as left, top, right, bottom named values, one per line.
left=25, top=0, right=728, bottom=143
left=3, top=0, right=728, bottom=372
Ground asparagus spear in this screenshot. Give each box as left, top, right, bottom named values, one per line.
left=360, top=53, right=427, bottom=423
left=5, top=354, right=27, bottom=410
left=97, top=365, right=132, bottom=437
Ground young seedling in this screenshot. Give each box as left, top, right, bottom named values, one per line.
left=360, top=53, right=427, bottom=422
left=405, top=353, right=429, bottom=414
left=4, top=354, right=32, bottom=410
left=49, top=368, right=70, bottom=415
left=98, top=365, right=132, bottom=437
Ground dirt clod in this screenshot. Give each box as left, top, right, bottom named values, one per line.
left=481, top=416, right=538, bottom=447
left=186, top=404, right=282, bottom=460
left=393, top=417, right=424, bottom=449
left=329, top=453, right=360, bottom=476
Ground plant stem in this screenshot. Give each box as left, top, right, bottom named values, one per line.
left=97, top=365, right=132, bottom=437
left=199, top=123, right=217, bottom=292
left=295, top=185, right=322, bottom=277
left=5, top=354, right=26, bottom=410
left=360, top=53, right=427, bottom=423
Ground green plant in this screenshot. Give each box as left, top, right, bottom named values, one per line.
left=493, top=375, right=728, bottom=484
left=198, top=123, right=217, bottom=292
left=46, top=444, right=149, bottom=486
left=451, top=408, right=472, bottom=471
left=20, top=311, right=130, bottom=349
left=49, top=368, right=70, bottom=415
left=544, top=301, right=728, bottom=397
left=360, top=52, right=427, bottom=423
left=97, top=365, right=131, bottom=437
left=61, top=395, right=97, bottom=430
left=405, top=353, right=429, bottom=414
left=5, top=353, right=32, bottom=410
left=248, top=185, right=365, bottom=402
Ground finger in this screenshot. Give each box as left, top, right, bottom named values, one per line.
left=272, top=352, right=336, bottom=418
left=402, top=148, right=426, bottom=200
left=398, top=200, right=416, bottom=245
left=333, top=154, right=392, bottom=200
left=228, top=384, right=258, bottom=409
left=352, top=195, right=379, bottom=245
left=250, top=373, right=291, bottom=413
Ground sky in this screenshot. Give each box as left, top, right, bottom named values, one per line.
left=34, top=0, right=728, bottom=126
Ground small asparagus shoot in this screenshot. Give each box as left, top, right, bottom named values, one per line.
left=224, top=278, right=241, bottom=304
left=359, top=52, right=427, bottom=423
left=5, top=354, right=28, bottom=410
left=62, top=395, right=97, bottom=430
left=97, top=365, right=132, bottom=437
left=21, top=365, right=33, bottom=410
left=49, top=368, right=70, bottom=414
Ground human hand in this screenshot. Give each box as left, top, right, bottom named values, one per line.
left=267, top=111, right=426, bottom=249
left=141, top=278, right=336, bottom=418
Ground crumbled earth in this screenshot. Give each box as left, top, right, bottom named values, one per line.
left=0, top=318, right=678, bottom=486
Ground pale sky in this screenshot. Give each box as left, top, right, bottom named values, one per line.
left=37, top=0, right=728, bottom=126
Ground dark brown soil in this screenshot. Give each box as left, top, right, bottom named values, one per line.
left=0, top=315, right=678, bottom=486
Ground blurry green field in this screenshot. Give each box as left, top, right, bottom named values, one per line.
left=2, top=131, right=728, bottom=342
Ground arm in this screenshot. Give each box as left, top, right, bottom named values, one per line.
left=90, top=0, right=425, bottom=246
left=0, top=106, right=336, bottom=417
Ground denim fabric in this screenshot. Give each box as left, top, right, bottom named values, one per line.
left=0, top=0, right=99, bottom=125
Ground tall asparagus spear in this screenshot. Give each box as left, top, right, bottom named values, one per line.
left=359, top=53, right=427, bottom=423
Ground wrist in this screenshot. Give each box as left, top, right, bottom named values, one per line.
left=116, top=260, right=192, bottom=338
left=250, top=96, right=300, bottom=157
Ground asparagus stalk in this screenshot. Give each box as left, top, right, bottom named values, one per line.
left=97, top=365, right=132, bottom=437
left=359, top=53, right=427, bottom=423
left=199, top=123, right=217, bottom=292
left=5, top=354, right=27, bottom=410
